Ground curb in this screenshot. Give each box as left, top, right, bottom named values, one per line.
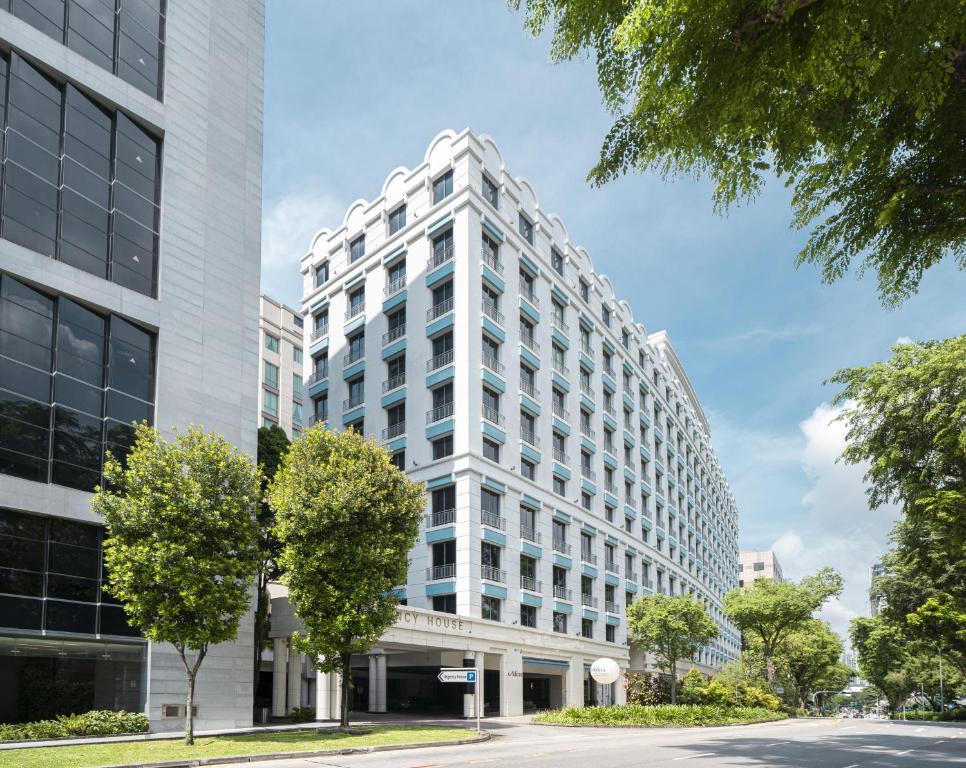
left=72, top=731, right=491, bottom=768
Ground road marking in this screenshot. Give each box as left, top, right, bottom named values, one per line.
left=765, top=741, right=789, bottom=746
left=672, top=754, right=714, bottom=761
left=916, top=727, right=924, bottom=732
left=841, top=726, right=857, bottom=731
left=896, top=749, right=914, bottom=756
left=841, top=764, right=860, bottom=767
left=468, top=760, right=498, bottom=765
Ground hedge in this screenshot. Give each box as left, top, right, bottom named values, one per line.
left=0, top=710, right=149, bottom=741
left=533, top=704, right=788, bottom=727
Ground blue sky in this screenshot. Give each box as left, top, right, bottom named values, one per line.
left=262, top=0, right=966, bottom=635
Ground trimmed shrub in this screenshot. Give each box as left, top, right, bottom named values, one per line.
left=534, top=704, right=787, bottom=727
left=678, top=669, right=707, bottom=705
left=289, top=706, right=315, bottom=723
left=0, top=710, right=149, bottom=741
left=625, top=672, right=672, bottom=705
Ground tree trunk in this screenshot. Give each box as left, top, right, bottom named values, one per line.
left=670, top=660, right=677, bottom=705
left=185, top=669, right=196, bottom=745
left=339, top=652, right=352, bottom=730
left=765, top=652, right=776, bottom=685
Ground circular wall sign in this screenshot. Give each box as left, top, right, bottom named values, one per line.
left=590, top=657, right=620, bottom=685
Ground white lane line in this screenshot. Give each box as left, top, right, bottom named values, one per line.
left=841, top=764, right=860, bottom=768
left=765, top=742, right=789, bottom=746
left=895, top=749, right=914, bottom=756
left=672, top=754, right=714, bottom=761
left=915, top=727, right=924, bottom=732
left=841, top=726, right=857, bottom=731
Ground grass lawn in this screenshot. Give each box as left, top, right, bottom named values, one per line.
left=534, top=704, right=788, bottom=728
left=0, top=725, right=474, bottom=768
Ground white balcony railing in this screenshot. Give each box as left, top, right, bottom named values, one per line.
left=427, top=564, right=455, bottom=580
left=481, top=565, right=506, bottom=583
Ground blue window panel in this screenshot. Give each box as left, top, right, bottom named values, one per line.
left=518, top=297, right=540, bottom=323
left=582, top=522, right=598, bottom=534
left=342, top=406, right=365, bottom=425
left=624, top=467, right=636, bottom=483
left=606, top=614, right=621, bottom=626
left=623, top=360, right=634, bottom=375
left=343, top=360, right=365, bottom=380
left=522, top=541, right=542, bottom=559
left=426, top=526, right=456, bottom=543
left=624, top=505, right=637, bottom=520
left=483, top=216, right=505, bottom=241
left=639, top=445, right=652, bottom=461
left=309, top=336, right=329, bottom=354
left=381, top=387, right=406, bottom=408
left=387, top=436, right=406, bottom=452
left=426, top=581, right=456, bottom=597
left=381, top=339, right=407, bottom=360
left=519, top=345, right=541, bottom=370
left=482, top=422, right=507, bottom=444
left=481, top=316, right=505, bottom=342
left=582, top=608, right=599, bottom=620
left=523, top=493, right=542, bottom=508
left=580, top=436, right=596, bottom=454
left=390, top=587, right=406, bottom=600
left=581, top=564, right=598, bottom=578
left=311, top=297, right=330, bottom=313
left=519, top=254, right=540, bottom=276
left=603, top=491, right=619, bottom=508
left=426, top=259, right=455, bottom=287
left=382, top=290, right=407, bottom=313
left=425, top=212, right=453, bottom=236
left=426, top=313, right=455, bottom=337
left=425, top=366, right=455, bottom=388
left=552, top=417, right=570, bottom=436
left=553, top=509, right=572, bottom=522
left=622, top=392, right=635, bottom=411
left=580, top=393, right=596, bottom=412
left=519, top=393, right=540, bottom=415
left=308, top=379, right=329, bottom=397
left=602, top=452, right=618, bottom=470
left=483, top=583, right=508, bottom=599
left=550, top=286, right=570, bottom=305
left=425, top=420, right=455, bottom=439
left=553, top=553, right=572, bottom=569
left=579, top=313, right=595, bottom=332
left=579, top=352, right=595, bottom=371
left=523, top=657, right=569, bottom=668
left=640, top=481, right=652, bottom=496
left=606, top=534, right=619, bottom=544
left=624, top=430, right=635, bottom=447
left=483, top=528, right=507, bottom=546
left=581, top=478, right=597, bottom=495
left=343, top=272, right=366, bottom=291
left=551, top=371, right=570, bottom=392
left=383, top=245, right=407, bottom=264
left=601, top=337, right=615, bottom=354
left=482, top=476, right=506, bottom=493
left=344, top=314, right=366, bottom=336
left=553, top=601, right=573, bottom=615
left=481, top=264, right=505, bottom=293
left=601, top=373, right=617, bottom=393
left=520, top=444, right=541, bottom=463
left=551, top=327, right=570, bottom=349
left=552, top=463, right=571, bottom=481
left=521, top=592, right=543, bottom=607
left=427, top=474, right=454, bottom=490
left=602, top=412, right=618, bottom=430
left=605, top=573, right=620, bottom=587
left=625, top=581, right=639, bottom=593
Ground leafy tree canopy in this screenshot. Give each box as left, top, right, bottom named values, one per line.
left=832, top=336, right=966, bottom=655
left=765, top=618, right=845, bottom=708
left=627, top=593, right=719, bottom=703
left=91, top=424, right=260, bottom=744
left=514, top=0, right=966, bottom=305
left=724, top=567, right=842, bottom=683
left=269, top=426, right=424, bottom=727
left=851, top=615, right=915, bottom=714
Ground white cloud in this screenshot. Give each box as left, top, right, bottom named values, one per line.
left=261, top=192, right=345, bottom=306
left=700, top=324, right=823, bottom=349
left=895, top=336, right=912, bottom=345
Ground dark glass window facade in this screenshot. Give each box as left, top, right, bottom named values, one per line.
left=0, top=507, right=139, bottom=637
left=2, top=0, right=166, bottom=98
left=0, top=274, right=156, bottom=491
left=0, top=52, right=161, bottom=296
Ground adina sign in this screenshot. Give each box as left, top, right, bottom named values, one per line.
left=589, top=657, right=620, bottom=685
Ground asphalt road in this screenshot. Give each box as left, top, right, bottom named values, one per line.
left=235, top=716, right=965, bottom=768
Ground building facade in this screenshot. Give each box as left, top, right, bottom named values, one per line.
left=259, top=295, right=305, bottom=438
left=0, top=1, right=264, bottom=730
left=270, top=130, right=740, bottom=718
left=869, top=561, right=886, bottom=615
left=738, top=550, right=784, bottom=586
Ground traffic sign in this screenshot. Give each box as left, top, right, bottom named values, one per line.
left=438, top=667, right=477, bottom=683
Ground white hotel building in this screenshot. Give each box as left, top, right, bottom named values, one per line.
left=271, top=129, right=740, bottom=718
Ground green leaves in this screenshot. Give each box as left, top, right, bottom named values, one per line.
left=513, top=0, right=966, bottom=304
left=268, top=425, right=424, bottom=672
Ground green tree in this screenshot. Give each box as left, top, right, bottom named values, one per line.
left=90, top=424, right=260, bottom=744
left=724, top=568, right=842, bottom=685
left=851, top=615, right=914, bottom=715
left=253, top=425, right=291, bottom=700
left=770, top=619, right=845, bottom=709
left=626, top=593, right=719, bottom=703
left=513, top=0, right=965, bottom=305
left=269, top=426, right=424, bottom=729
left=831, top=336, right=966, bottom=657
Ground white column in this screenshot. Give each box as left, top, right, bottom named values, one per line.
left=286, top=646, right=302, bottom=714
left=565, top=657, right=585, bottom=707
left=615, top=669, right=627, bottom=705
left=475, top=651, right=486, bottom=718
left=374, top=655, right=387, bottom=713
left=271, top=638, right=288, bottom=717
left=331, top=670, right=343, bottom=721
left=367, top=656, right=378, bottom=712
left=315, top=666, right=331, bottom=721
left=500, top=649, right=524, bottom=716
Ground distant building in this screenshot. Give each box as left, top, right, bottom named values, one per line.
left=869, top=561, right=887, bottom=615
left=259, top=295, right=305, bottom=439
left=738, top=550, right=784, bottom=586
